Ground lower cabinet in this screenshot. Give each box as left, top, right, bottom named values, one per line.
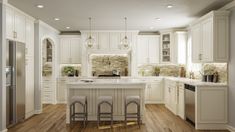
left=177, top=82, right=185, bottom=119
left=57, top=79, right=67, bottom=103
left=164, top=79, right=178, bottom=115
left=42, top=80, right=56, bottom=104
left=145, top=79, right=164, bottom=104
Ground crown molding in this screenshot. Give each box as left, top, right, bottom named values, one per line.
left=220, top=0, right=235, bottom=10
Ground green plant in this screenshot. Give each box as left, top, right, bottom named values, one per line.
left=63, top=66, right=75, bottom=76
left=154, top=67, right=160, bottom=75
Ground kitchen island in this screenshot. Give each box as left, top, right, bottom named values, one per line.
left=66, top=78, right=147, bottom=124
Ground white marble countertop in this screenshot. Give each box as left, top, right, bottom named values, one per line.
left=60, top=76, right=227, bottom=87
left=66, top=78, right=148, bottom=89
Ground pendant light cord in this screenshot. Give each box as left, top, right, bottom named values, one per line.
left=89, top=17, right=92, bottom=37
left=124, top=17, right=127, bottom=37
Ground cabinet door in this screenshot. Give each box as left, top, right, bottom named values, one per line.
left=178, top=88, right=185, bottom=119
left=60, top=38, right=71, bottom=64
left=149, top=82, right=163, bottom=102
left=110, top=33, right=120, bottom=50
left=70, top=38, right=81, bottom=64
left=14, top=11, right=26, bottom=43
left=201, top=18, right=213, bottom=62
left=191, top=24, right=202, bottom=62
left=137, top=36, right=148, bottom=64
left=148, top=36, right=160, bottom=64
left=25, top=19, right=34, bottom=57
left=98, top=33, right=109, bottom=49
left=25, top=18, right=34, bottom=118
left=6, top=6, right=14, bottom=40
left=145, top=84, right=150, bottom=101
left=57, top=80, right=66, bottom=102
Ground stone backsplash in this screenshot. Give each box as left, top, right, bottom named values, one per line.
left=194, top=63, right=227, bottom=83
left=138, top=63, right=227, bottom=83
left=138, top=64, right=183, bottom=77
left=91, top=55, right=129, bottom=76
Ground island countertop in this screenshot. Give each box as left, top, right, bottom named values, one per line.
left=66, top=78, right=148, bottom=89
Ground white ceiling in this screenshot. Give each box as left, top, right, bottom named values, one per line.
left=8, top=0, right=232, bottom=31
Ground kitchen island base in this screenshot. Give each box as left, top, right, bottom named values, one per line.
left=66, top=81, right=146, bottom=124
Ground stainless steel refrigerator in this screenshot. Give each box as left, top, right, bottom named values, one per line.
left=6, top=40, right=25, bottom=128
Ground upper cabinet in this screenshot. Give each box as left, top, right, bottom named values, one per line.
left=160, top=30, right=187, bottom=64
left=60, top=36, right=81, bottom=64
left=190, top=11, right=229, bottom=63
left=136, top=35, right=160, bottom=65
left=6, top=6, right=26, bottom=43
left=81, top=31, right=138, bottom=51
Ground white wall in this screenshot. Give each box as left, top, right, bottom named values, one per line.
left=0, top=1, right=7, bottom=131
left=34, top=20, right=59, bottom=113
left=229, top=7, right=235, bottom=128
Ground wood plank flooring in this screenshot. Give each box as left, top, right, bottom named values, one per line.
left=8, top=104, right=229, bottom=132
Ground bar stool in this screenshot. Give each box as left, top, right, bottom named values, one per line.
left=70, top=96, right=88, bottom=128
left=125, top=96, right=141, bottom=127
left=97, top=96, right=113, bottom=128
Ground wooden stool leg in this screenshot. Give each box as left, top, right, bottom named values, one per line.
left=125, top=103, right=127, bottom=126
left=111, top=104, right=113, bottom=128
left=137, top=104, right=141, bottom=128
left=97, top=105, right=100, bottom=128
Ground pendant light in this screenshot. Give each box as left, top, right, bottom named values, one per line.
left=86, top=17, right=95, bottom=48
left=120, top=17, right=130, bottom=49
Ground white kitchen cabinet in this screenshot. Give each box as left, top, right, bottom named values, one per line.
left=25, top=18, right=35, bottom=119
left=144, top=79, right=164, bottom=104
left=191, top=23, right=202, bottom=62
left=60, top=38, right=70, bottom=64
left=42, top=80, right=56, bottom=104
left=109, top=33, right=120, bottom=50
left=57, top=79, right=67, bottom=103
left=98, top=32, right=109, bottom=49
left=137, top=35, right=160, bottom=65
left=70, top=38, right=81, bottom=63
left=190, top=11, right=229, bottom=63
left=6, top=6, right=26, bottom=43
left=160, top=30, right=187, bottom=64
left=137, top=36, right=148, bottom=64
left=6, top=6, right=14, bottom=40
left=174, top=32, right=187, bottom=64
left=164, top=79, right=178, bottom=114
left=60, top=36, right=81, bottom=64
left=195, top=86, right=228, bottom=129
left=177, top=83, right=185, bottom=119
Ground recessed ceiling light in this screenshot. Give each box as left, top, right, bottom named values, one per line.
left=155, top=18, right=161, bottom=21
left=167, top=5, right=173, bottom=8
left=36, top=5, right=44, bottom=8
left=66, top=27, right=70, bottom=29
left=54, top=18, right=60, bottom=21
left=150, top=27, right=155, bottom=30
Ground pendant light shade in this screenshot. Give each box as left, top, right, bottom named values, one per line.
left=120, top=17, right=131, bottom=49
left=86, top=17, right=95, bottom=48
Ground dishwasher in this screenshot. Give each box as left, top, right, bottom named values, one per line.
left=185, top=84, right=195, bottom=126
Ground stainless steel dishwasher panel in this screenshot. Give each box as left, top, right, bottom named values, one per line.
left=185, top=84, right=195, bottom=125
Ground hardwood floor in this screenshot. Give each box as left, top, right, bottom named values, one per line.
left=8, top=104, right=228, bottom=132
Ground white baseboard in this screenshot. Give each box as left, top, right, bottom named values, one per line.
left=0, top=129, right=8, bottom=132
left=34, top=109, right=42, bottom=114
left=227, top=125, right=235, bottom=132
left=25, top=110, right=36, bottom=119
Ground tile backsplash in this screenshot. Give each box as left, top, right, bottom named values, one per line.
left=138, top=63, right=228, bottom=83
left=91, top=54, right=129, bottom=76
left=138, top=64, right=183, bottom=77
